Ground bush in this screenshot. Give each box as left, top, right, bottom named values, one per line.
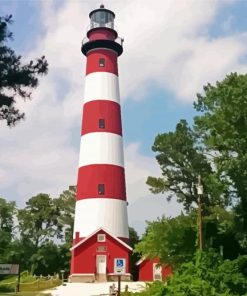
left=122, top=281, right=166, bottom=296
left=0, top=284, right=15, bottom=292
left=164, top=251, right=247, bottom=296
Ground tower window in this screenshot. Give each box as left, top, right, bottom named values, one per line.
left=99, top=58, right=105, bottom=67
left=99, top=118, right=105, bottom=128
left=98, top=184, right=105, bottom=195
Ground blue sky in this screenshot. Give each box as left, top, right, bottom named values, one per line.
left=1, top=0, right=247, bottom=234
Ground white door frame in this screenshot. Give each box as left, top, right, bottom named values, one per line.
left=96, top=255, right=107, bottom=274
left=153, top=263, right=162, bottom=281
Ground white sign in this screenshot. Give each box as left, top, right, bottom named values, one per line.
left=114, top=258, right=126, bottom=274
left=0, top=264, right=19, bottom=275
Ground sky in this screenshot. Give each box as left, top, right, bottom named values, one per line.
left=1, top=0, right=247, bottom=235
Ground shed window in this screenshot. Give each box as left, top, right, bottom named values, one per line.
left=99, top=58, right=105, bottom=67
left=98, top=184, right=105, bottom=195
left=97, top=234, right=106, bottom=242
left=99, top=118, right=105, bottom=128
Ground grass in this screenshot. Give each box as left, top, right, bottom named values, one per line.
left=0, top=293, right=52, bottom=296
left=0, top=271, right=61, bottom=294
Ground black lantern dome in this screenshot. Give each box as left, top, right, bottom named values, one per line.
left=89, top=4, right=115, bottom=30
left=81, top=5, right=123, bottom=57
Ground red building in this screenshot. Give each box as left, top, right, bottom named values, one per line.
left=70, top=5, right=131, bottom=282
left=137, top=258, right=172, bottom=282
left=70, top=228, right=132, bottom=282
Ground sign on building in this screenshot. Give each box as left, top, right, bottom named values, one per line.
left=0, top=264, right=19, bottom=275
left=114, top=258, right=126, bottom=274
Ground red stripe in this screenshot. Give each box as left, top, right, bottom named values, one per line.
left=81, top=100, right=122, bottom=135
left=88, top=28, right=117, bottom=41
left=76, top=164, right=126, bottom=201
left=86, top=49, right=118, bottom=75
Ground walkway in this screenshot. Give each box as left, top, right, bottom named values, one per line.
left=45, top=281, right=146, bottom=296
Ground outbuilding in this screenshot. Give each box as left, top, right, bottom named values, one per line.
left=136, top=257, right=172, bottom=282
left=70, top=227, right=132, bottom=282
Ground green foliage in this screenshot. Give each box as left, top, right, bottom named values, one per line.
left=164, top=251, right=247, bottom=296
left=143, top=73, right=247, bottom=284
left=55, top=186, right=76, bottom=243
left=147, top=120, right=229, bottom=211
left=194, top=72, right=247, bottom=238
left=129, top=227, right=141, bottom=280
left=135, top=214, right=197, bottom=267
left=18, top=194, right=60, bottom=248
left=0, top=198, right=16, bottom=262
left=0, top=187, right=76, bottom=275
left=0, top=15, right=48, bottom=126
left=124, top=281, right=166, bottom=296
left=0, top=285, right=14, bottom=292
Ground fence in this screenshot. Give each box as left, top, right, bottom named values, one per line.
left=0, top=275, right=62, bottom=292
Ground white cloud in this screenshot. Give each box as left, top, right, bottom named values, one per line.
left=1, top=0, right=247, bottom=231
left=124, top=142, right=183, bottom=234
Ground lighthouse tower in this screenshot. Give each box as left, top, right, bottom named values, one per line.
left=70, top=5, right=132, bottom=283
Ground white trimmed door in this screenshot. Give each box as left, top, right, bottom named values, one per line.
left=153, top=263, right=162, bottom=281
left=96, top=255, right=107, bottom=274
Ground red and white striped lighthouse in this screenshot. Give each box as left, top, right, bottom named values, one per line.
left=70, top=5, right=132, bottom=282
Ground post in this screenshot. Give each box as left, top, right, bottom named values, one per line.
left=117, top=275, right=121, bottom=296
left=16, top=265, right=20, bottom=293
left=60, top=270, right=65, bottom=284
left=197, top=175, right=203, bottom=251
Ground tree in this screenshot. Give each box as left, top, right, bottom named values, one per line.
left=146, top=120, right=229, bottom=211
left=55, top=186, right=76, bottom=244
left=0, top=197, right=16, bottom=262
left=54, top=186, right=76, bottom=275
left=129, top=227, right=141, bottom=281
left=164, top=251, right=247, bottom=296
left=18, top=194, right=60, bottom=248
left=0, top=15, right=48, bottom=126
left=194, top=73, right=247, bottom=239
left=135, top=214, right=197, bottom=267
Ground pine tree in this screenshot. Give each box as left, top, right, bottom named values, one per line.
left=0, top=15, right=48, bottom=126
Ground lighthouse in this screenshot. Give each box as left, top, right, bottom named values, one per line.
left=70, top=5, right=132, bottom=283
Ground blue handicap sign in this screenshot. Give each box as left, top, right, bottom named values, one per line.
left=116, top=259, right=124, bottom=268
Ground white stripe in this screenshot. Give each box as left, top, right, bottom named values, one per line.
left=79, top=132, right=124, bottom=167
left=73, top=198, right=129, bottom=239
left=84, top=72, right=120, bottom=104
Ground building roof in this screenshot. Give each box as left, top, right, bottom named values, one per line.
left=136, top=257, right=146, bottom=266
left=136, top=256, right=161, bottom=266
left=70, top=227, right=133, bottom=251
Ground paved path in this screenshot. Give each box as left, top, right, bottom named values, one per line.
left=45, top=282, right=146, bottom=296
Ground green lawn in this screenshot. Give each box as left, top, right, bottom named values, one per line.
left=0, top=293, right=51, bottom=296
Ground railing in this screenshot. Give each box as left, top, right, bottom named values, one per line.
left=82, top=36, right=124, bottom=48
left=87, top=23, right=118, bottom=32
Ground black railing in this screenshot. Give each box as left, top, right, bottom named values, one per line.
left=82, top=36, right=124, bottom=47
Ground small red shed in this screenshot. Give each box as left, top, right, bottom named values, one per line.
left=70, top=228, right=132, bottom=282
left=136, top=257, right=172, bottom=282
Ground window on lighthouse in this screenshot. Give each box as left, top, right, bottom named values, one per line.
left=99, top=118, right=105, bottom=128
left=98, top=184, right=105, bottom=195
left=99, top=58, right=105, bottom=67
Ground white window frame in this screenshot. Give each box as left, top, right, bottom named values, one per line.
left=97, top=234, right=106, bottom=242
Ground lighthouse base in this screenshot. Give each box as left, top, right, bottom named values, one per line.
left=69, top=274, right=95, bottom=283
left=69, top=273, right=132, bottom=283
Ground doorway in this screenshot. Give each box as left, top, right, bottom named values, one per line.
left=96, top=255, right=106, bottom=274
left=153, top=263, right=162, bottom=281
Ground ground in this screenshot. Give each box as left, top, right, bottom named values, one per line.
left=45, top=282, right=146, bottom=296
